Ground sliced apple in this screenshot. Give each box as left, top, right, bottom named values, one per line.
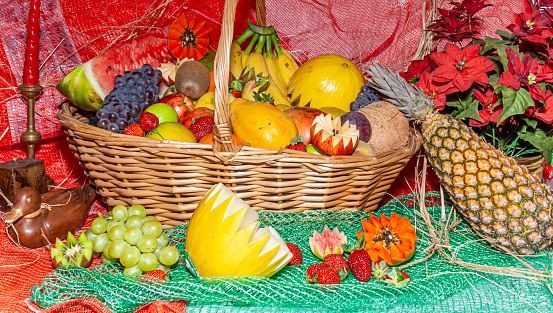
left=310, top=113, right=359, bottom=155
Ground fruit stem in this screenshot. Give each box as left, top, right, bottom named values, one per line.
left=234, top=27, right=255, bottom=46
left=265, top=34, right=273, bottom=58
left=247, top=20, right=276, bottom=35
left=256, top=35, right=266, bottom=54
left=244, top=33, right=259, bottom=55
left=271, top=35, right=283, bottom=57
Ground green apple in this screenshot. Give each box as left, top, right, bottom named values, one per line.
left=306, top=144, right=324, bottom=155
left=145, top=103, right=179, bottom=124
left=145, top=122, right=197, bottom=143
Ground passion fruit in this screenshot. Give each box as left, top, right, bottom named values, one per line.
left=174, top=60, right=210, bottom=100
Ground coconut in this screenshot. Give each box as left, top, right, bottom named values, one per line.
left=359, top=101, right=410, bottom=154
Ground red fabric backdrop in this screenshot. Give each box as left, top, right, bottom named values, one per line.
left=0, top=0, right=521, bottom=311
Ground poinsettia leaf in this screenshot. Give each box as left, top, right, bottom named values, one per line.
left=519, top=127, right=549, bottom=151
left=495, top=30, right=517, bottom=42
left=541, top=137, right=553, bottom=164
left=521, top=116, right=538, bottom=129
left=445, top=88, right=476, bottom=114
left=497, top=86, right=534, bottom=124
left=454, top=99, right=481, bottom=121
left=495, top=45, right=520, bottom=72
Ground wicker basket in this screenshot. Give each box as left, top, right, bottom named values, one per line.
left=56, top=0, right=422, bottom=227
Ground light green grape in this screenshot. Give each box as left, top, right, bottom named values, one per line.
left=142, top=216, right=157, bottom=223
left=120, top=246, right=141, bottom=268
left=108, top=239, right=129, bottom=259
left=101, top=252, right=117, bottom=264
left=123, top=265, right=142, bottom=276
left=107, top=224, right=126, bottom=241
left=157, top=233, right=168, bottom=249
left=92, top=233, right=110, bottom=253
left=136, top=234, right=157, bottom=253
left=123, top=227, right=142, bottom=246
left=111, top=205, right=129, bottom=222
left=84, top=228, right=97, bottom=241
left=126, top=215, right=143, bottom=229
left=158, top=246, right=179, bottom=266
left=141, top=220, right=163, bottom=238
left=91, top=217, right=108, bottom=234
left=128, top=204, right=146, bottom=218
left=138, top=253, right=158, bottom=272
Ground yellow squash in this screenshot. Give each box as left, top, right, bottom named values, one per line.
left=287, top=54, right=365, bottom=113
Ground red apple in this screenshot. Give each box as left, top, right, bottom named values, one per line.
left=182, top=107, right=215, bottom=129
left=284, top=107, right=325, bottom=144
left=310, top=114, right=359, bottom=156
left=158, top=93, right=195, bottom=124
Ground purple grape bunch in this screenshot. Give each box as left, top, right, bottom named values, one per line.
left=350, top=83, right=381, bottom=111
left=94, top=64, right=162, bottom=133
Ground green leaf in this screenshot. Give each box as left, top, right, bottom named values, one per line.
left=519, top=127, right=549, bottom=151
left=495, top=30, right=517, bottom=41
left=454, top=99, right=482, bottom=121
left=497, top=86, right=534, bottom=124
left=445, top=88, right=474, bottom=112
left=541, top=137, right=553, bottom=164
left=495, top=45, right=521, bottom=72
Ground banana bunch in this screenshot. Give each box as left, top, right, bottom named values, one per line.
left=229, top=21, right=299, bottom=108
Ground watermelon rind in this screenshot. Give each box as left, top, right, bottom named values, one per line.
left=56, top=66, right=103, bottom=111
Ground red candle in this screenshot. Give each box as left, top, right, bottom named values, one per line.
left=22, top=0, right=40, bottom=86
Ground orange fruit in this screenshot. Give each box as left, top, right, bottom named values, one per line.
left=198, top=132, right=241, bottom=145
left=207, top=70, right=233, bottom=93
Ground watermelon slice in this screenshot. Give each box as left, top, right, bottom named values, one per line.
left=57, top=27, right=172, bottom=111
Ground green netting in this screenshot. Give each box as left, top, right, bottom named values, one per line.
left=31, top=192, right=553, bottom=313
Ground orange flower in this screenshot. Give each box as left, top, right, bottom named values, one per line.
left=356, top=212, right=417, bottom=266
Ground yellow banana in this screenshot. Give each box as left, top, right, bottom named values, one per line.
left=265, top=80, right=291, bottom=106
left=244, top=35, right=271, bottom=78
left=241, top=51, right=249, bottom=69
left=281, top=48, right=299, bottom=70
left=271, top=35, right=297, bottom=90
left=264, top=37, right=287, bottom=94
left=230, top=42, right=243, bottom=79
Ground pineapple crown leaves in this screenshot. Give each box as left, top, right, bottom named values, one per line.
left=367, top=62, right=436, bottom=122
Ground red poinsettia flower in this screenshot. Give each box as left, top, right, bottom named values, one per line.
left=497, top=48, right=546, bottom=101
left=506, top=0, right=553, bottom=44
left=430, top=43, right=496, bottom=92
left=524, top=94, right=553, bottom=123
left=451, top=0, right=492, bottom=21
left=469, top=88, right=503, bottom=127
left=414, top=71, right=455, bottom=110
left=538, top=61, right=553, bottom=82
left=427, top=9, right=479, bottom=43
left=400, top=54, right=437, bottom=83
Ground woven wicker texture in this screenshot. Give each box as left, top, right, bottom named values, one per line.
left=31, top=192, right=553, bottom=313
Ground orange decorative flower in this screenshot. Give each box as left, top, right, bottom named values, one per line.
left=167, top=15, right=212, bottom=60
left=356, top=212, right=417, bottom=266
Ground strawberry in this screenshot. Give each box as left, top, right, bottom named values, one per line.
left=123, top=123, right=145, bottom=137
left=371, top=260, right=390, bottom=281
left=286, top=243, right=303, bottom=266
left=314, top=268, right=341, bottom=285
left=345, top=237, right=372, bottom=282
left=383, top=268, right=411, bottom=287
left=189, top=115, right=215, bottom=141
left=305, top=263, right=330, bottom=284
left=139, top=111, right=159, bottom=133
left=144, top=269, right=166, bottom=280
left=229, top=79, right=244, bottom=98
left=286, top=135, right=307, bottom=152
left=543, top=162, right=553, bottom=180
left=323, top=254, right=349, bottom=279
left=253, top=92, right=275, bottom=106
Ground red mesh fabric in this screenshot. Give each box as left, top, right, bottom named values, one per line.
left=0, top=0, right=522, bottom=312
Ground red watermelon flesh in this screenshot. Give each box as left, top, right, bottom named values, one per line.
left=82, top=27, right=172, bottom=99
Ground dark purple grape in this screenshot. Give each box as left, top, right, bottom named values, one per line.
left=350, top=83, right=381, bottom=111
left=138, top=93, right=147, bottom=103
left=120, top=110, right=131, bottom=120
left=97, top=119, right=109, bottom=129
left=125, top=76, right=136, bottom=86
left=96, top=109, right=108, bottom=120
left=154, top=69, right=162, bottom=77
left=131, top=107, right=139, bottom=118
left=88, top=116, right=98, bottom=127
left=144, top=90, right=154, bottom=101
left=116, top=118, right=128, bottom=130
left=107, top=123, right=120, bottom=133
left=132, top=71, right=143, bottom=80
left=114, top=105, right=123, bottom=114
left=152, top=76, right=162, bottom=86
left=118, top=93, right=128, bottom=101
left=108, top=112, right=118, bottom=123
left=123, top=103, right=133, bottom=111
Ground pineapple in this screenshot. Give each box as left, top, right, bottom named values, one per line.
left=367, top=62, right=553, bottom=255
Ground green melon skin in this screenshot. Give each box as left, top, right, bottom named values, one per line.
left=57, top=66, right=103, bottom=111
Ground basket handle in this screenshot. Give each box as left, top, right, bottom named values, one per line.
left=212, top=0, right=266, bottom=160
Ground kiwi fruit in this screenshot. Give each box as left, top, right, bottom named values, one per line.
left=50, top=231, right=94, bottom=269
left=174, top=60, right=210, bottom=100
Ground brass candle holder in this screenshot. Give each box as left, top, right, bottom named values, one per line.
left=17, top=85, right=43, bottom=159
